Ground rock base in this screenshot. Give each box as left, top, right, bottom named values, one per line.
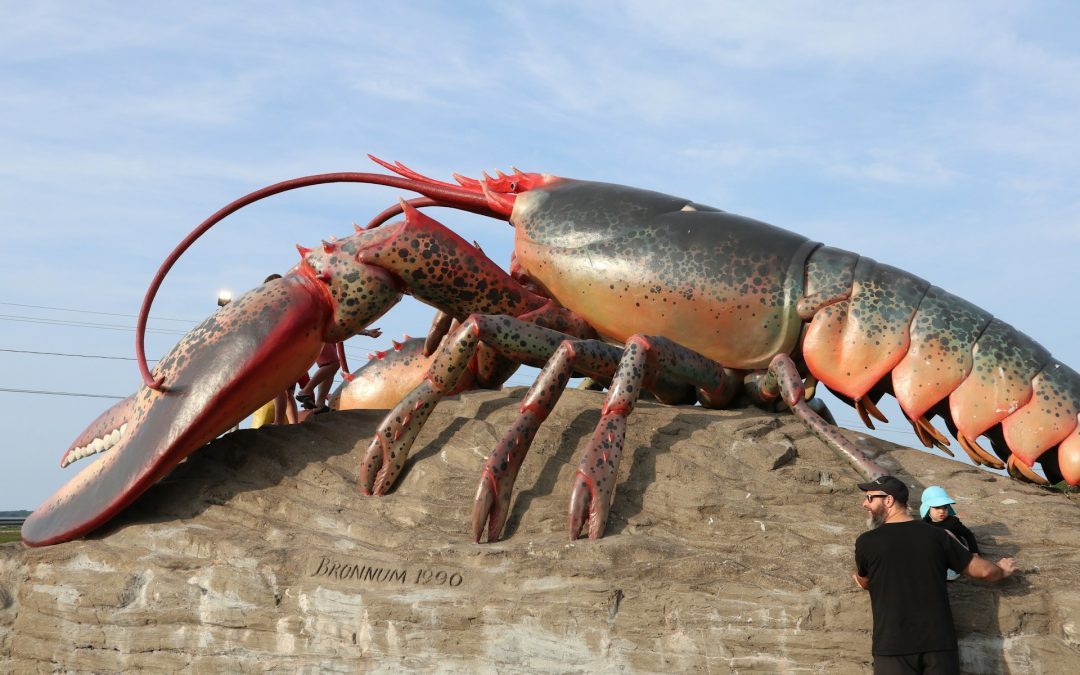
left=2, top=388, right=1078, bottom=673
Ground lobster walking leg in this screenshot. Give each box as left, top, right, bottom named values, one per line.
left=360, top=314, right=597, bottom=495
left=761, top=354, right=888, bottom=482
left=471, top=340, right=583, bottom=543
left=359, top=342, right=476, bottom=495
left=362, top=315, right=734, bottom=537
left=472, top=331, right=715, bottom=541
left=566, top=335, right=730, bottom=539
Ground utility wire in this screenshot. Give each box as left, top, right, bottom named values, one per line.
left=0, top=348, right=158, bottom=362
left=0, top=301, right=197, bottom=324
left=4, top=346, right=388, bottom=369
left=3, top=348, right=919, bottom=436
left=1, top=303, right=923, bottom=438
left=0, top=314, right=188, bottom=335
left=0, top=387, right=125, bottom=400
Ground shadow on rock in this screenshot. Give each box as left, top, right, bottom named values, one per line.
left=92, top=409, right=389, bottom=539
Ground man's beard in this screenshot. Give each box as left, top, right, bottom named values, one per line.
left=866, top=510, right=887, bottom=530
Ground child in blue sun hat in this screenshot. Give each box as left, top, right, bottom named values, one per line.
left=920, top=485, right=980, bottom=581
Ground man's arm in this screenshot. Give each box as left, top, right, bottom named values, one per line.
left=853, top=535, right=870, bottom=590
left=955, top=521, right=980, bottom=555
left=964, top=556, right=1017, bottom=582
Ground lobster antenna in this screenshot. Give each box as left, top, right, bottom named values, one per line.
left=136, top=170, right=509, bottom=390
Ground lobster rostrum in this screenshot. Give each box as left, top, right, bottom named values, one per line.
left=23, top=157, right=1080, bottom=548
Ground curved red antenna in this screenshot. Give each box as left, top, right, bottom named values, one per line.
left=136, top=169, right=510, bottom=390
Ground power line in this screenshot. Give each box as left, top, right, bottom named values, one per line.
left=0, top=301, right=197, bottom=324
left=3, top=346, right=410, bottom=368
left=0, top=339, right=923, bottom=436
left=0, top=314, right=189, bottom=335
left=0, top=348, right=159, bottom=362
left=0, top=381, right=921, bottom=442
left=0, top=311, right=929, bottom=443
left=0, top=387, right=125, bottom=400
left=832, top=416, right=920, bottom=439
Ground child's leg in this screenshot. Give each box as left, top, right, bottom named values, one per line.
left=298, top=343, right=340, bottom=410
left=296, top=376, right=315, bottom=397
left=285, top=390, right=299, bottom=424
left=313, top=363, right=340, bottom=408
left=299, top=363, right=336, bottom=400
left=296, top=369, right=328, bottom=408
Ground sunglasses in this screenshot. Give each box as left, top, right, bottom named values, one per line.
left=864, top=493, right=889, bottom=502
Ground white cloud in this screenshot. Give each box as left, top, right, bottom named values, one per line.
left=824, top=147, right=961, bottom=187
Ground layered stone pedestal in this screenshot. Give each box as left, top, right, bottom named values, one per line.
left=2, top=388, right=1077, bottom=672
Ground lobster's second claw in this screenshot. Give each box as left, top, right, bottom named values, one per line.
left=331, top=337, right=431, bottom=411
left=22, top=276, right=333, bottom=547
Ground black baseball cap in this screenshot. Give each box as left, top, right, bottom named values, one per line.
left=857, top=475, right=909, bottom=504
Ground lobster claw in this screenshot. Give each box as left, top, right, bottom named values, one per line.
left=331, top=337, right=432, bottom=410
left=22, top=275, right=335, bottom=546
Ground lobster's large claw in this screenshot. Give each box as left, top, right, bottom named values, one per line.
left=22, top=275, right=337, bottom=546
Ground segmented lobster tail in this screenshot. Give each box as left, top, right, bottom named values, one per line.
left=800, top=245, right=1080, bottom=486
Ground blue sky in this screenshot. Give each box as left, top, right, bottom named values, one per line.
left=3, top=2, right=1079, bottom=510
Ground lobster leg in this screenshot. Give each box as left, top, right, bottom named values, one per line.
left=360, top=315, right=590, bottom=496
left=755, top=354, right=888, bottom=482
left=359, top=319, right=475, bottom=494
left=567, top=335, right=730, bottom=540
left=472, top=337, right=628, bottom=542
left=473, top=341, right=587, bottom=543
left=470, top=330, right=710, bottom=542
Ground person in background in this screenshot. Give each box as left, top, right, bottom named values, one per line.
left=920, top=485, right=979, bottom=581
left=250, top=398, right=276, bottom=429
left=296, top=342, right=340, bottom=414
left=853, top=475, right=1017, bottom=675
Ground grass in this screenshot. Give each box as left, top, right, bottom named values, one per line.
left=0, top=527, right=21, bottom=544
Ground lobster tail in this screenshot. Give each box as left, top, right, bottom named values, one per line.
left=893, top=288, right=992, bottom=422
left=1055, top=432, right=1080, bottom=486
left=800, top=246, right=1080, bottom=486
left=801, top=249, right=930, bottom=401
left=949, top=320, right=1051, bottom=444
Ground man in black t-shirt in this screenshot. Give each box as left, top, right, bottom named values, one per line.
left=853, top=475, right=1018, bottom=675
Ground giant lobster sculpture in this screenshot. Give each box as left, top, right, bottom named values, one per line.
left=22, top=157, right=1080, bottom=547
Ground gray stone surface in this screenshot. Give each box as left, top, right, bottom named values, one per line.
left=1, top=387, right=1077, bottom=673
